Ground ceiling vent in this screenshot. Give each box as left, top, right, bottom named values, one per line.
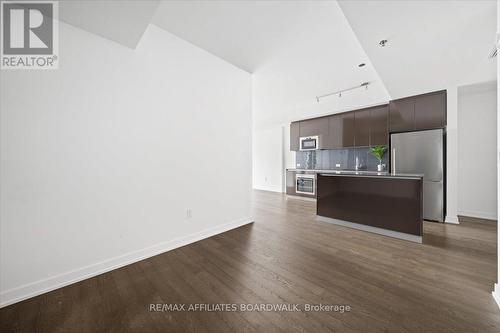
left=489, top=45, right=497, bottom=58
left=492, top=34, right=500, bottom=58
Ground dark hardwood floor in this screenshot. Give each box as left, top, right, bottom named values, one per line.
left=1, top=190, right=499, bottom=332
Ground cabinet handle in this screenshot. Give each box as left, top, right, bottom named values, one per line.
left=392, top=148, right=396, bottom=174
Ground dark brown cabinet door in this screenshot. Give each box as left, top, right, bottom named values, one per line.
left=299, top=117, right=329, bottom=149
left=415, top=91, right=446, bottom=130
left=290, top=121, right=300, bottom=151
left=327, top=115, right=342, bottom=149
left=328, top=113, right=355, bottom=148
left=292, top=91, right=443, bottom=152
left=370, top=105, right=389, bottom=145
left=340, top=112, right=355, bottom=147
left=354, top=109, right=370, bottom=147
left=286, top=170, right=297, bottom=195
left=389, top=98, right=415, bottom=132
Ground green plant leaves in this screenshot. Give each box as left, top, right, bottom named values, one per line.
left=369, top=145, right=387, bottom=162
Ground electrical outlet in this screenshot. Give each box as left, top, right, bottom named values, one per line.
left=186, top=209, right=192, bottom=219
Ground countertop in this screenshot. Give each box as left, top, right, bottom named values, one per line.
left=287, top=168, right=423, bottom=179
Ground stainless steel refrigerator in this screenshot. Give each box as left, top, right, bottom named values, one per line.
left=390, top=129, right=444, bottom=222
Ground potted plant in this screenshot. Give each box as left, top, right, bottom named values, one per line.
left=370, top=145, right=387, bottom=172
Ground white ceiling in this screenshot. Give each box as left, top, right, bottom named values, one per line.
left=338, top=0, right=497, bottom=99
left=249, top=1, right=391, bottom=127
left=151, top=1, right=325, bottom=73
left=153, top=1, right=392, bottom=127
left=55, top=0, right=497, bottom=127
left=59, top=0, right=160, bottom=49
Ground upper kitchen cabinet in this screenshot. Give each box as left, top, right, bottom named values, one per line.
left=327, top=112, right=355, bottom=148
left=389, top=90, right=446, bottom=133
left=290, top=121, right=300, bottom=151
left=299, top=116, right=329, bottom=149
left=389, top=98, right=415, bottom=132
left=342, top=113, right=355, bottom=147
left=414, top=91, right=446, bottom=130
left=354, top=108, right=371, bottom=147
left=326, top=114, right=342, bottom=149
left=290, top=90, right=443, bottom=151
left=370, top=105, right=389, bottom=145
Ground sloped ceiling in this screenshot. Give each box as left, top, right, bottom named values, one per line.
left=59, top=0, right=160, bottom=49
left=248, top=1, right=391, bottom=127
left=56, top=0, right=496, bottom=127
left=70, top=0, right=387, bottom=127
left=152, top=0, right=314, bottom=73
left=338, top=0, right=497, bottom=99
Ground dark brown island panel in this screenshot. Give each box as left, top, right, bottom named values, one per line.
left=316, top=173, right=423, bottom=243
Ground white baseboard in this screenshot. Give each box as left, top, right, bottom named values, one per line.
left=252, top=185, right=283, bottom=193
left=0, top=217, right=254, bottom=308
left=445, top=215, right=460, bottom=224
left=493, top=284, right=500, bottom=309
left=286, top=195, right=316, bottom=202
left=458, top=210, right=497, bottom=221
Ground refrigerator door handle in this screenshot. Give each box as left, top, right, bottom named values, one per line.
left=391, top=148, right=396, bottom=174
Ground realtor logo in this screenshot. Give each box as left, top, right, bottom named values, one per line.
left=1, top=1, right=58, bottom=69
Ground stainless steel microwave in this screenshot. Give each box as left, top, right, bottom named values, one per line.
left=299, top=136, right=319, bottom=151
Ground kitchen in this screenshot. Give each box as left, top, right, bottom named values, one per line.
left=286, top=90, right=446, bottom=243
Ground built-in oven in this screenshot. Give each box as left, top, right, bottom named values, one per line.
left=299, top=136, right=319, bottom=151
left=296, top=174, right=315, bottom=195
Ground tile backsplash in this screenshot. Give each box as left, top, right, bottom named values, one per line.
left=295, top=147, right=389, bottom=171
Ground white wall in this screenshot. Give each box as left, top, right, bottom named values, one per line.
left=283, top=124, right=296, bottom=171
left=458, top=83, right=497, bottom=220
left=0, top=23, right=252, bottom=306
left=252, top=126, right=283, bottom=192
left=494, top=0, right=500, bottom=309
left=446, top=87, right=460, bottom=224
left=252, top=124, right=296, bottom=193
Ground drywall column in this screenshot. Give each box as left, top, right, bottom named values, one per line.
left=457, top=84, right=497, bottom=220
left=494, top=0, right=500, bottom=309
left=445, top=86, right=459, bottom=224
left=252, top=125, right=284, bottom=192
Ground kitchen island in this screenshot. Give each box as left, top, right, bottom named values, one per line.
left=316, top=172, right=424, bottom=243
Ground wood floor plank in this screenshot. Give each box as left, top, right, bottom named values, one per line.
left=1, top=190, right=499, bottom=332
